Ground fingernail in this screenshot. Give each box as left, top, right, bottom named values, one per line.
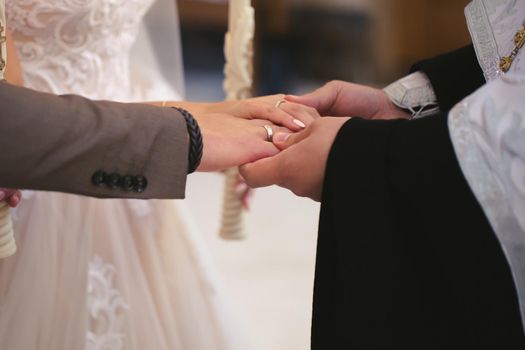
left=293, top=119, right=306, bottom=128
left=0, top=191, right=5, bottom=201
left=273, top=132, right=291, bottom=143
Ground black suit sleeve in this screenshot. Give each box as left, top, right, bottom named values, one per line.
left=312, top=116, right=524, bottom=349
left=411, top=45, right=485, bottom=111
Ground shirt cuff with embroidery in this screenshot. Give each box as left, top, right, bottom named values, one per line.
left=383, top=71, right=440, bottom=119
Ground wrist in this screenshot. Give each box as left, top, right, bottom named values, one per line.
left=172, top=107, right=203, bottom=174
left=195, top=101, right=224, bottom=115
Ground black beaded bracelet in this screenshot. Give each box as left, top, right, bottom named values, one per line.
left=172, top=107, right=203, bottom=174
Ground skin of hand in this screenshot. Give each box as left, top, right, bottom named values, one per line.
left=195, top=113, right=290, bottom=172
left=0, top=189, right=22, bottom=208
left=286, top=80, right=409, bottom=120
left=240, top=117, right=351, bottom=201
left=159, top=96, right=321, bottom=209
left=4, top=30, right=24, bottom=86
left=156, top=94, right=320, bottom=133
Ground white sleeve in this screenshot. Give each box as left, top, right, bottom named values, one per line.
left=383, top=71, right=439, bottom=119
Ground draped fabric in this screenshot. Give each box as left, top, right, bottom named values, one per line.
left=0, top=1, right=245, bottom=349
left=312, top=0, right=525, bottom=347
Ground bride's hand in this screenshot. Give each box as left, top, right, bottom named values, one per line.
left=215, top=95, right=320, bottom=131
left=0, top=188, right=22, bottom=208
left=174, top=95, right=320, bottom=132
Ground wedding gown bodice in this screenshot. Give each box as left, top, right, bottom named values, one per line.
left=6, top=0, right=155, bottom=100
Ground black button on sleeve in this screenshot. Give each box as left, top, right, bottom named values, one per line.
left=133, top=176, right=148, bottom=193
left=106, top=173, right=121, bottom=189
left=121, top=176, right=135, bottom=191
left=91, top=171, right=107, bottom=186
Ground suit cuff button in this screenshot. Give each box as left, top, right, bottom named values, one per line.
left=106, top=173, right=122, bottom=189
left=91, top=170, right=107, bottom=186
left=121, top=176, right=135, bottom=191
left=133, top=176, right=148, bottom=193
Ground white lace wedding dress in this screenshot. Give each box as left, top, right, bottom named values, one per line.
left=0, top=1, right=242, bottom=349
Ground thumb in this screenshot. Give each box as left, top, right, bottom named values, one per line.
left=272, top=128, right=311, bottom=151
left=285, top=82, right=338, bottom=115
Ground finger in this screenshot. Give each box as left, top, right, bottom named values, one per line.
left=243, top=138, right=281, bottom=164
left=279, top=102, right=318, bottom=126
left=285, top=81, right=341, bottom=115
left=240, top=153, right=286, bottom=188
left=251, top=121, right=293, bottom=142
left=285, top=91, right=325, bottom=111
left=246, top=103, right=306, bottom=132
left=272, top=127, right=311, bottom=151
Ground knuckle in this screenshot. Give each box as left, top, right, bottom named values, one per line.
left=239, top=171, right=256, bottom=187
left=264, top=105, right=274, bottom=115
left=306, top=106, right=318, bottom=114
left=327, top=80, right=343, bottom=89
left=291, top=184, right=308, bottom=198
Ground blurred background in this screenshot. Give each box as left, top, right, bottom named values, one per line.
left=179, top=0, right=472, bottom=100
left=181, top=0, right=471, bottom=349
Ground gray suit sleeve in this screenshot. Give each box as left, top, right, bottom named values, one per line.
left=0, top=81, right=189, bottom=199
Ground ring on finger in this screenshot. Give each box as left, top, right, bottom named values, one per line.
left=275, top=99, right=286, bottom=109
left=262, top=125, right=274, bottom=142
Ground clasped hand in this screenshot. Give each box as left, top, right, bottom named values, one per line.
left=240, top=81, right=410, bottom=202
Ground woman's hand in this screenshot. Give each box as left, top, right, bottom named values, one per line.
left=206, top=95, right=320, bottom=131
left=0, top=189, right=22, bottom=208
left=286, top=80, right=409, bottom=120
left=165, top=95, right=321, bottom=132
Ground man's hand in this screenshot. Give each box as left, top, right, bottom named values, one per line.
left=240, top=117, right=351, bottom=201
left=286, top=80, right=409, bottom=120
left=195, top=113, right=289, bottom=172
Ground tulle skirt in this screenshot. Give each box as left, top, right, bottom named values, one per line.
left=0, top=191, right=242, bottom=349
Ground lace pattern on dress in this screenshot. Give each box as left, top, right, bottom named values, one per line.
left=448, top=73, right=525, bottom=333
left=86, top=255, right=129, bottom=350
left=6, top=0, right=154, bottom=99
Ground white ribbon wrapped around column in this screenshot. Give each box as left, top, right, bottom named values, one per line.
left=0, top=0, right=16, bottom=259
left=220, top=0, right=255, bottom=240
left=0, top=202, right=16, bottom=258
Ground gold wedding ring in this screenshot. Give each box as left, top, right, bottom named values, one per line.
left=275, top=99, right=286, bottom=109
left=263, top=125, right=274, bottom=142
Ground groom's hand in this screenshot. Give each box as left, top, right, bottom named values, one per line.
left=240, top=117, right=350, bottom=201
left=286, top=80, right=408, bottom=120
left=195, top=113, right=289, bottom=172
